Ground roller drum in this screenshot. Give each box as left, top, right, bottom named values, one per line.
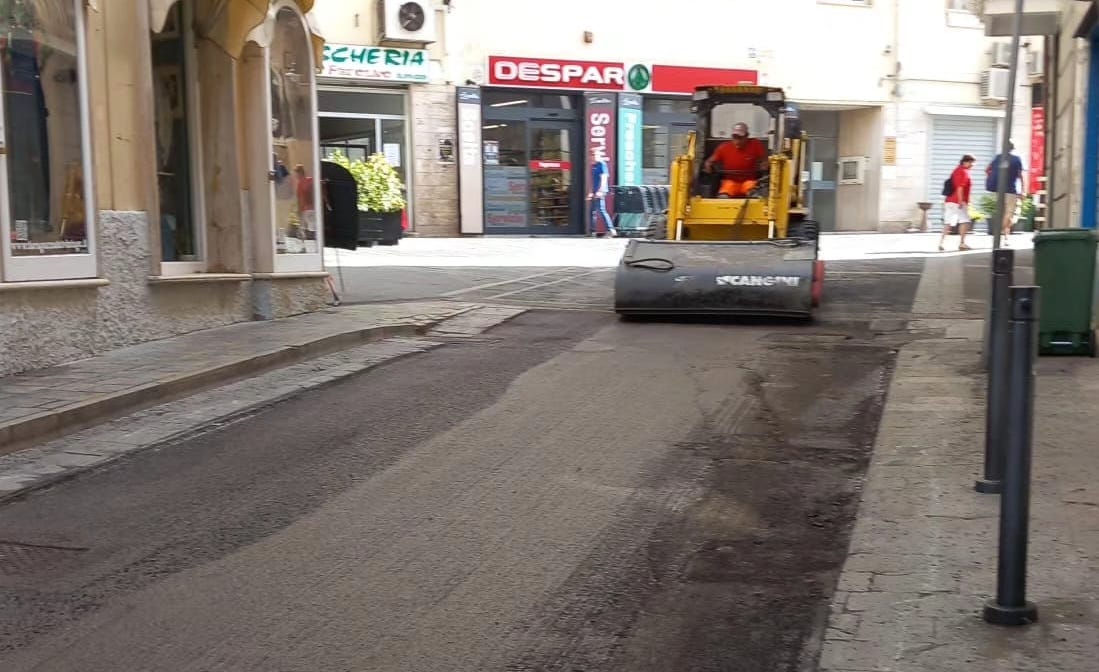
left=614, top=239, right=818, bottom=318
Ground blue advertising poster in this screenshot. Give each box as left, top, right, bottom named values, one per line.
left=617, top=93, right=643, bottom=187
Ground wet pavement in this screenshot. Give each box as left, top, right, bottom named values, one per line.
left=0, top=254, right=923, bottom=671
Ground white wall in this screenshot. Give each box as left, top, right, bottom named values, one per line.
left=875, top=0, right=1033, bottom=228
left=837, top=107, right=884, bottom=231
left=309, top=1, right=453, bottom=83
left=309, top=0, right=1041, bottom=233
left=455, top=0, right=894, bottom=104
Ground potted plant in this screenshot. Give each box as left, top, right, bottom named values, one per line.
left=326, top=151, right=406, bottom=247
left=1019, top=195, right=1037, bottom=232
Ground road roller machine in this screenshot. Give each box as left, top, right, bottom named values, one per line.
left=613, top=85, right=824, bottom=319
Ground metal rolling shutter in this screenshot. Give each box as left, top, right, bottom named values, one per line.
left=927, top=116, right=998, bottom=231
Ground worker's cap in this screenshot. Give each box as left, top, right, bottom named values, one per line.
left=731, top=122, right=749, bottom=138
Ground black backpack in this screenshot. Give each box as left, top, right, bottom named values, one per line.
left=941, top=176, right=954, bottom=197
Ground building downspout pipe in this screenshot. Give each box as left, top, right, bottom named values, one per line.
left=993, top=0, right=1026, bottom=250
left=984, top=0, right=1025, bottom=368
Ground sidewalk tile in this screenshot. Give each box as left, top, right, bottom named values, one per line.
left=0, top=301, right=477, bottom=450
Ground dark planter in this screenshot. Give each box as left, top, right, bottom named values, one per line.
left=357, top=210, right=403, bottom=247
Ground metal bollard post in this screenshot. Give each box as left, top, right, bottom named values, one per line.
left=984, top=286, right=1040, bottom=627
left=977, top=249, right=1014, bottom=494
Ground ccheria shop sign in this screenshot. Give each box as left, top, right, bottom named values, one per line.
left=322, top=44, right=431, bottom=83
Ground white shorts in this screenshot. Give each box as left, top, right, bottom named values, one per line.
left=944, top=202, right=971, bottom=226
left=1003, top=193, right=1019, bottom=222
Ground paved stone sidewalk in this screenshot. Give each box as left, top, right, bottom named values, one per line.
left=0, top=301, right=481, bottom=451
left=0, top=305, right=526, bottom=500
left=818, top=253, right=1099, bottom=671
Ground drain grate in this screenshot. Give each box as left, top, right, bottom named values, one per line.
left=0, top=540, right=88, bottom=576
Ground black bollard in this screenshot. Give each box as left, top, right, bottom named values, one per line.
left=977, top=249, right=1014, bottom=494
left=984, top=286, right=1040, bottom=627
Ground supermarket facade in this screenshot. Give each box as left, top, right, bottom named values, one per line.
left=312, top=0, right=1035, bottom=238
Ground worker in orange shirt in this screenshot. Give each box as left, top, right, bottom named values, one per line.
left=703, top=122, right=769, bottom=198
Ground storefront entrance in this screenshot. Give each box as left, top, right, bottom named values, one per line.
left=316, top=87, right=411, bottom=223
left=482, top=91, right=583, bottom=234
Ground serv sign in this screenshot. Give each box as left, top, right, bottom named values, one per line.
left=322, top=44, right=430, bottom=83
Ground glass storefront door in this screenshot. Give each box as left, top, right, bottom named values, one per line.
left=482, top=117, right=582, bottom=234
left=529, top=121, right=580, bottom=232
left=317, top=87, right=410, bottom=222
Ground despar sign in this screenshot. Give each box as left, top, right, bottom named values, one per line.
left=489, top=56, right=626, bottom=90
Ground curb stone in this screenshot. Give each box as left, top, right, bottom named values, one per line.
left=0, top=306, right=481, bottom=454
left=0, top=306, right=526, bottom=503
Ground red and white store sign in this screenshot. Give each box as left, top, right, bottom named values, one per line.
left=530, top=160, right=573, bottom=170
left=491, top=57, right=626, bottom=90
left=1029, top=107, right=1045, bottom=195
left=488, top=56, right=757, bottom=94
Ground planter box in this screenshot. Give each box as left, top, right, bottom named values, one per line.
left=357, top=211, right=403, bottom=247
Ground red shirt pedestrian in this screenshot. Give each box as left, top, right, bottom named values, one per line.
left=946, top=162, right=972, bottom=205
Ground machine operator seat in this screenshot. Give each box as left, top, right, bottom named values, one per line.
left=695, top=136, right=771, bottom=199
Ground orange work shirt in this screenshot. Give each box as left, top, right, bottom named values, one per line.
left=711, top=138, right=768, bottom=177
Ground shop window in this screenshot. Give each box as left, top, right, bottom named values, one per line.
left=482, top=120, right=529, bottom=229
left=643, top=98, right=692, bottom=116
left=0, top=0, right=95, bottom=282
left=151, top=1, right=205, bottom=273
left=532, top=94, right=575, bottom=110
left=318, top=111, right=410, bottom=216
left=642, top=123, right=692, bottom=184
left=268, top=4, right=321, bottom=268
left=483, top=90, right=530, bottom=109
left=318, top=89, right=403, bottom=116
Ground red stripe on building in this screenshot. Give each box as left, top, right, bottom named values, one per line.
left=650, top=65, right=759, bottom=94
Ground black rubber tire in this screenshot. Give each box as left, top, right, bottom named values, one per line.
left=787, top=219, right=819, bottom=242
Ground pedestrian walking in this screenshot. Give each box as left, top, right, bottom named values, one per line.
left=939, top=154, right=976, bottom=252
left=985, top=141, right=1027, bottom=244
left=588, top=150, right=617, bottom=238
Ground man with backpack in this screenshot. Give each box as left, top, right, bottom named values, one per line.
left=939, top=154, right=976, bottom=252
left=985, top=141, right=1026, bottom=243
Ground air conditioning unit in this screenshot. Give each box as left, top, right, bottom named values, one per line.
left=377, top=0, right=437, bottom=45
left=1027, top=51, right=1044, bottom=78
left=989, top=42, right=1014, bottom=68
left=980, top=68, right=1010, bottom=102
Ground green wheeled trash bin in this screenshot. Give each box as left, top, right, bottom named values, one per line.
left=1033, top=228, right=1099, bottom=356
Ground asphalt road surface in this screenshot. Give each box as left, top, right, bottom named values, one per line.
left=0, top=259, right=922, bottom=671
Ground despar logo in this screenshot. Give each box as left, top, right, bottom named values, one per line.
left=627, top=64, right=651, bottom=91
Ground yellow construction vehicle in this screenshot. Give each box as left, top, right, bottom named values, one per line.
left=614, top=85, right=824, bottom=318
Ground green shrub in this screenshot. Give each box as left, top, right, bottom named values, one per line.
left=326, top=151, right=406, bottom=213
left=976, top=193, right=1036, bottom=221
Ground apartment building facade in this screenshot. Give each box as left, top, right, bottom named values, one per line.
left=311, top=0, right=1033, bottom=236
left=986, top=0, right=1097, bottom=231
left=0, top=0, right=332, bottom=376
